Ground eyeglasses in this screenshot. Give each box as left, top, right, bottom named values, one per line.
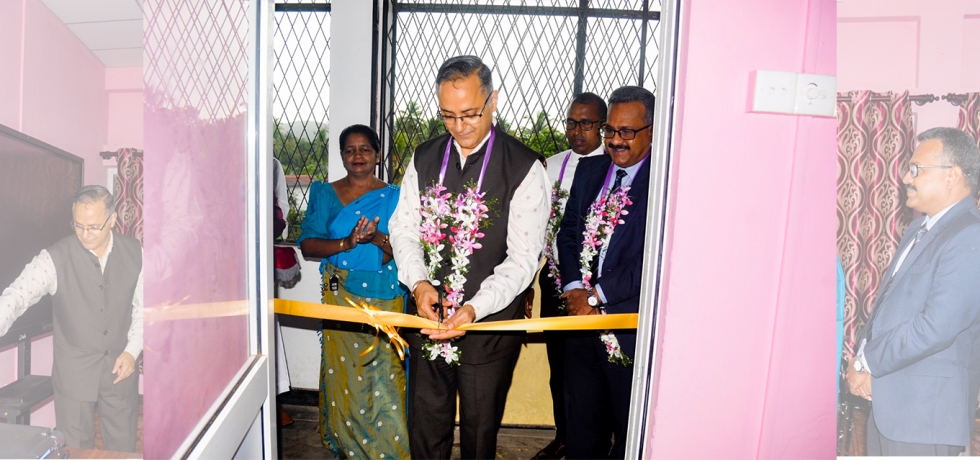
left=905, top=164, right=953, bottom=177
left=438, top=92, right=493, bottom=126
left=71, top=213, right=113, bottom=234
left=600, top=123, right=653, bottom=140
left=565, top=118, right=604, bottom=132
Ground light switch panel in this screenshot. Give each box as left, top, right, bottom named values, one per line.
left=751, top=70, right=798, bottom=115
left=794, top=73, right=836, bottom=117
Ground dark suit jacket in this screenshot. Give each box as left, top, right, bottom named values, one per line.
left=556, top=154, right=651, bottom=357
left=860, top=197, right=980, bottom=447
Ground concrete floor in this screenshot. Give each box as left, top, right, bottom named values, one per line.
left=279, top=404, right=557, bottom=459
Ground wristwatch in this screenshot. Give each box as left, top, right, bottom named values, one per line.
left=854, top=358, right=866, bottom=373
left=586, top=287, right=601, bottom=307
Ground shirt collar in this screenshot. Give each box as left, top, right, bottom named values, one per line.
left=924, top=202, right=958, bottom=231
left=613, top=154, right=648, bottom=182
left=584, top=145, right=605, bottom=157
left=90, top=232, right=114, bottom=264
left=453, top=127, right=494, bottom=163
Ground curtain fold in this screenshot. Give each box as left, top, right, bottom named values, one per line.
left=114, top=148, right=144, bottom=243
left=955, top=92, right=980, bottom=204
left=836, top=90, right=915, bottom=360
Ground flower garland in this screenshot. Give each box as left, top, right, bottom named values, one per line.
left=418, top=183, right=490, bottom=365
left=417, top=129, right=496, bottom=366
left=579, top=168, right=635, bottom=366
left=419, top=183, right=450, bottom=279
left=544, top=180, right=569, bottom=304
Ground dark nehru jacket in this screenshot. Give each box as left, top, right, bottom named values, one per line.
left=406, top=125, right=544, bottom=364
left=46, top=232, right=142, bottom=401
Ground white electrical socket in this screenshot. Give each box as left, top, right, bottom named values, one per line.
left=794, top=73, right=836, bottom=117
left=751, top=70, right=837, bottom=117
left=751, top=70, right=798, bottom=114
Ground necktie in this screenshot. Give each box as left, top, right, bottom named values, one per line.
left=910, top=220, right=929, bottom=247
left=866, top=220, right=928, bottom=341
left=610, top=169, right=627, bottom=193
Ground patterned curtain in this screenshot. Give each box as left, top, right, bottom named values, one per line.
left=113, top=148, right=144, bottom=243
left=837, top=90, right=915, bottom=360
left=955, top=92, right=980, bottom=204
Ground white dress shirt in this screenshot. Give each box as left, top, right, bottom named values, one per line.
left=0, top=233, right=144, bottom=359
left=856, top=202, right=957, bottom=373
left=391, top=132, right=552, bottom=321
left=546, top=146, right=606, bottom=195
left=545, top=146, right=606, bottom=253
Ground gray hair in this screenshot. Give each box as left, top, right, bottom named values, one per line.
left=916, top=127, right=980, bottom=194
left=435, top=55, right=493, bottom=97
left=608, top=86, right=656, bottom=125
left=73, top=185, right=116, bottom=215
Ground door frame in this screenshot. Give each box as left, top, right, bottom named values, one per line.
left=624, top=0, right=683, bottom=455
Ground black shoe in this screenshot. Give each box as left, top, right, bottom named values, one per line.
left=531, top=439, right=566, bottom=459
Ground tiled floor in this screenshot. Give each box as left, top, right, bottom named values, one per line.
left=279, top=404, right=556, bottom=459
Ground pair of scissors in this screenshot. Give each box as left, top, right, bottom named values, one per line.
left=436, top=288, right=445, bottom=328
left=429, top=280, right=444, bottom=329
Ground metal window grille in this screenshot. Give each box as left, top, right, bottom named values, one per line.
left=273, top=1, right=331, bottom=241
left=378, top=0, right=662, bottom=183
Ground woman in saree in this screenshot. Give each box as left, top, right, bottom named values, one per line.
left=297, top=124, right=409, bottom=458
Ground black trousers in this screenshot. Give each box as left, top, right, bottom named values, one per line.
left=407, top=350, right=520, bottom=459
left=564, top=333, right=634, bottom=459
left=538, top=270, right=568, bottom=443
left=866, top=409, right=964, bottom=456
left=54, top=357, right=139, bottom=452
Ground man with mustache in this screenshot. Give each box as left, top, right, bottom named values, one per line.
left=556, top=86, right=655, bottom=458
left=0, top=186, right=141, bottom=452
left=532, top=92, right=606, bottom=460
left=846, top=127, right=980, bottom=456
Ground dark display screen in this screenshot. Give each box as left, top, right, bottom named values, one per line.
left=0, top=124, right=83, bottom=348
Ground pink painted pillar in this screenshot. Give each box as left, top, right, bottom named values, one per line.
left=644, top=0, right=837, bottom=457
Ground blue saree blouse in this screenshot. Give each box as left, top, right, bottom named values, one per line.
left=297, top=181, right=406, bottom=300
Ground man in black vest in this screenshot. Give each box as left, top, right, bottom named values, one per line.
left=557, top=86, right=655, bottom=458
left=390, top=55, right=551, bottom=459
left=0, top=185, right=142, bottom=452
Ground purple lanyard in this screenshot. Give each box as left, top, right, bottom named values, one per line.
left=439, top=126, right=496, bottom=192
left=556, top=152, right=573, bottom=184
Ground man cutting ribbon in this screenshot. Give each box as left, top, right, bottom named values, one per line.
left=389, top=55, right=551, bottom=459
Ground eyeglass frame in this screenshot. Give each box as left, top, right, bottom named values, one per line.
left=438, top=91, right=494, bottom=126
left=906, top=164, right=953, bottom=178
left=70, top=212, right=114, bottom=234
left=565, top=118, right=605, bottom=132
left=599, top=123, right=654, bottom=140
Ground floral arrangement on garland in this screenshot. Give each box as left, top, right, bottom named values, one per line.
left=543, top=180, right=570, bottom=305
left=418, top=181, right=491, bottom=366
left=579, top=184, right=633, bottom=366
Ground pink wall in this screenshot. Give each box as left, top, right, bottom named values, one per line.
left=0, top=0, right=112, bottom=184
left=645, top=0, right=837, bottom=457
left=0, top=0, right=112, bottom=428
left=106, top=67, right=144, bottom=150
left=838, top=0, right=980, bottom=131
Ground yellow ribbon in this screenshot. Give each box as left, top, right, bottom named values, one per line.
left=342, top=297, right=409, bottom=361
left=274, top=298, right=638, bottom=332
